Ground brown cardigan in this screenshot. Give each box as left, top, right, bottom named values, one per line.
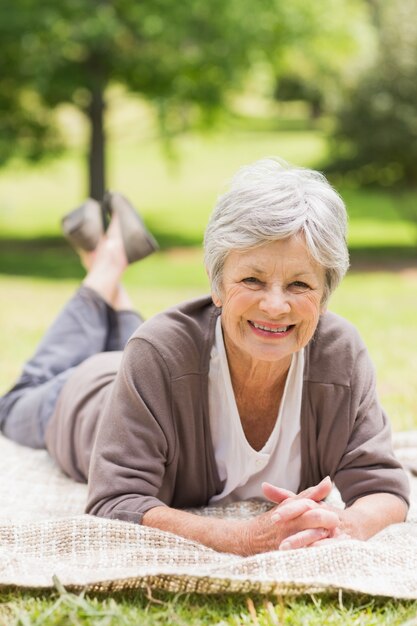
left=45, top=296, right=410, bottom=522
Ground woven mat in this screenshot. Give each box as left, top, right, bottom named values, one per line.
left=1, top=433, right=417, bottom=598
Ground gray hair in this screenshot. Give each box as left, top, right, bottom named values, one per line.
left=204, top=157, right=349, bottom=304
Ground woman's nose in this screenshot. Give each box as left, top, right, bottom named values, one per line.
left=259, top=288, right=291, bottom=316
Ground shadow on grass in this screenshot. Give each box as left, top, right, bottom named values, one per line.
left=0, top=231, right=203, bottom=280
left=0, top=237, right=82, bottom=280
left=0, top=236, right=416, bottom=280
left=349, top=245, right=417, bottom=272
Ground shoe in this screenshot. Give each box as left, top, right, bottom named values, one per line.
left=61, top=199, right=105, bottom=251
left=102, top=191, right=159, bottom=263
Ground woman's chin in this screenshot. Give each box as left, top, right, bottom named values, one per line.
left=243, top=340, right=295, bottom=364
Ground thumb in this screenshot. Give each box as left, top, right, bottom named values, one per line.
left=297, top=476, right=333, bottom=502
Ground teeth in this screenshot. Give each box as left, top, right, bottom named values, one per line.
left=252, top=322, right=289, bottom=333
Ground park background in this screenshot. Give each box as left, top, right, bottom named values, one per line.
left=0, top=0, right=417, bottom=623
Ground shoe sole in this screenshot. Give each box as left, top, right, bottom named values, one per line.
left=61, top=199, right=104, bottom=251
left=103, top=191, right=159, bottom=263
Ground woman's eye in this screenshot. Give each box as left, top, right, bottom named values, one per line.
left=242, top=277, right=261, bottom=286
left=290, top=281, right=310, bottom=290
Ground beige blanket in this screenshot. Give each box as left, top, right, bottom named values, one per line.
left=1, top=432, right=417, bottom=598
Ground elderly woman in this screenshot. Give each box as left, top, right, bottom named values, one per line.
left=0, top=158, right=409, bottom=555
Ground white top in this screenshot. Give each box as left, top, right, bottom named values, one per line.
left=208, top=316, right=303, bottom=505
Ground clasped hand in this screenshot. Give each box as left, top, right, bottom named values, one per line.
left=245, top=477, right=351, bottom=555
left=265, top=477, right=351, bottom=550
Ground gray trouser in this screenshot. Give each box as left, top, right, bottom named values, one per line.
left=0, top=286, right=142, bottom=449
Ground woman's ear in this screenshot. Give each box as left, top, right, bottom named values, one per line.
left=211, top=292, right=222, bottom=308
left=206, top=265, right=222, bottom=308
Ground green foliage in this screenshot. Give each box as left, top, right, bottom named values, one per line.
left=0, top=89, right=62, bottom=165
left=328, top=0, right=417, bottom=188
left=0, top=0, right=269, bottom=167
left=16, top=0, right=254, bottom=107
left=0, top=0, right=373, bottom=180
left=272, top=0, right=374, bottom=117
left=0, top=0, right=272, bottom=196
left=0, top=6, right=62, bottom=164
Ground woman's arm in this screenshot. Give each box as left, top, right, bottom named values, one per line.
left=338, top=493, right=407, bottom=540
left=142, top=492, right=340, bottom=556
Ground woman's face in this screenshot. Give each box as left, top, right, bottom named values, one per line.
left=213, top=236, right=326, bottom=367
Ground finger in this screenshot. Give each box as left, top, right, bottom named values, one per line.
left=296, top=507, right=340, bottom=531
left=309, top=533, right=352, bottom=548
left=262, top=482, right=296, bottom=504
left=296, top=476, right=333, bottom=503
left=273, top=502, right=340, bottom=530
left=263, top=476, right=333, bottom=506
left=271, top=498, right=318, bottom=523
left=314, top=501, right=340, bottom=512
left=279, top=527, right=329, bottom=551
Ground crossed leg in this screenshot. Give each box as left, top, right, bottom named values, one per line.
left=0, top=214, right=143, bottom=448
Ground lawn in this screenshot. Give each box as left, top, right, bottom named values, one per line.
left=1, top=116, right=417, bottom=624
left=2, top=586, right=417, bottom=625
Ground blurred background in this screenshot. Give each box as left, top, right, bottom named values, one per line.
left=0, top=0, right=416, bottom=429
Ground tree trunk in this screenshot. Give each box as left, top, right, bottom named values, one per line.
left=87, top=83, right=106, bottom=201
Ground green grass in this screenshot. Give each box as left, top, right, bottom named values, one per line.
left=330, top=269, right=417, bottom=432
left=2, top=585, right=417, bottom=625
left=342, top=187, right=417, bottom=251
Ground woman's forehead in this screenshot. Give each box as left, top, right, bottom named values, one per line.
left=225, top=238, right=322, bottom=274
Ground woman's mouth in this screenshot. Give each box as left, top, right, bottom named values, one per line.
left=248, top=320, right=294, bottom=337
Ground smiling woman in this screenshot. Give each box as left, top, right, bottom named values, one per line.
left=0, top=158, right=409, bottom=556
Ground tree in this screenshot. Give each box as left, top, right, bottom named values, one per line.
left=328, top=0, right=417, bottom=187
left=0, top=0, right=372, bottom=199
left=0, top=0, right=266, bottom=199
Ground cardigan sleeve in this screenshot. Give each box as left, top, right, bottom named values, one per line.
left=85, top=337, right=175, bottom=523
left=333, top=347, right=410, bottom=508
